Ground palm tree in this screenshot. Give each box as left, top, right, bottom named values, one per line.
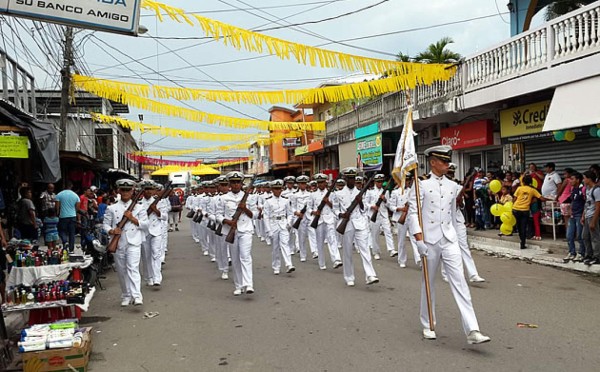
left=395, top=52, right=412, bottom=62
left=545, top=1, right=595, bottom=21
left=414, top=37, right=462, bottom=64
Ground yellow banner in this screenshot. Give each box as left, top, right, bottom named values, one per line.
left=500, top=100, right=551, bottom=138
left=0, top=136, right=29, bottom=158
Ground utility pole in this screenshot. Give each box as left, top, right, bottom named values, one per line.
left=59, top=26, right=74, bottom=151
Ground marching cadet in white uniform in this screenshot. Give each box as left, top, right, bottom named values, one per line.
left=290, top=175, right=314, bottom=262
left=442, top=164, right=486, bottom=283
left=213, top=177, right=230, bottom=280
left=154, top=183, right=170, bottom=265
left=306, top=180, right=318, bottom=258
left=254, top=184, right=265, bottom=242
left=104, top=179, right=149, bottom=306
left=389, top=175, right=420, bottom=268
left=334, top=178, right=346, bottom=248
left=217, top=172, right=258, bottom=296
left=259, top=183, right=272, bottom=246
left=365, top=174, right=398, bottom=260
left=308, top=173, right=342, bottom=270
left=355, top=176, right=372, bottom=253
left=186, top=186, right=199, bottom=244
left=140, top=181, right=169, bottom=287
left=263, top=179, right=296, bottom=275
left=332, top=167, right=379, bottom=287
left=407, top=145, right=490, bottom=344
left=282, top=176, right=299, bottom=254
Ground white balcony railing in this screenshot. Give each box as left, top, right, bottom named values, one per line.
left=0, top=47, right=36, bottom=116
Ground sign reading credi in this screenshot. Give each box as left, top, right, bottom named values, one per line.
left=0, top=0, right=141, bottom=36
left=500, top=100, right=551, bottom=139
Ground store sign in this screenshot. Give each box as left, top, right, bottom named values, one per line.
left=440, top=120, right=494, bottom=150
left=355, top=122, right=379, bottom=139
left=356, top=133, right=382, bottom=171
left=0, top=136, right=29, bottom=158
left=282, top=137, right=301, bottom=148
left=294, top=145, right=309, bottom=156
left=0, top=0, right=141, bottom=36
left=500, top=100, right=551, bottom=139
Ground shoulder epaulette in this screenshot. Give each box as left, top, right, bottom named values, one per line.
left=419, top=175, right=431, bottom=181
left=265, top=196, right=272, bottom=200
left=281, top=195, right=287, bottom=199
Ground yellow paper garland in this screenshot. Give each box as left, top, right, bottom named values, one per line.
left=73, top=76, right=324, bottom=131
left=76, top=73, right=437, bottom=106
left=140, top=0, right=456, bottom=79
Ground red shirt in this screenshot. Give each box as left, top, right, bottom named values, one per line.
left=79, top=194, right=89, bottom=212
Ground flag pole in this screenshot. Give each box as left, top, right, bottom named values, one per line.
left=406, top=92, right=435, bottom=332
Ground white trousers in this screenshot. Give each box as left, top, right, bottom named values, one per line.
left=342, top=224, right=377, bottom=283
left=191, top=218, right=199, bottom=243
left=215, top=234, right=229, bottom=273
left=420, top=236, right=480, bottom=335
left=307, top=222, right=317, bottom=254
left=370, top=217, right=395, bottom=254
left=270, top=226, right=292, bottom=271
left=207, top=230, right=216, bottom=259
left=296, top=219, right=310, bottom=260
left=230, top=231, right=253, bottom=290
left=397, top=223, right=420, bottom=265
left=199, top=224, right=209, bottom=252
left=142, top=234, right=163, bottom=284
left=255, top=219, right=263, bottom=239
left=160, top=222, right=168, bottom=262
left=168, top=212, right=179, bottom=227
left=441, top=223, right=480, bottom=279
left=315, top=222, right=340, bottom=268
left=114, top=244, right=142, bottom=301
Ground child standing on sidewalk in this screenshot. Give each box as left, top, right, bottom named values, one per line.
left=474, top=189, right=486, bottom=231
left=43, top=209, right=60, bottom=250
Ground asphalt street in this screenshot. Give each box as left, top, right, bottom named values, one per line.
left=85, top=222, right=600, bottom=372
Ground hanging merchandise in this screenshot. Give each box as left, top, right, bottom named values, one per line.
left=92, top=113, right=268, bottom=142
left=140, top=0, right=456, bottom=80
left=77, top=73, right=447, bottom=106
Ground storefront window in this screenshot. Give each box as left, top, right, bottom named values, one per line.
left=485, top=149, right=503, bottom=173
left=469, top=153, right=482, bottom=169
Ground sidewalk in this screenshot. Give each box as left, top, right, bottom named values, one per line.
left=466, top=228, right=600, bottom=275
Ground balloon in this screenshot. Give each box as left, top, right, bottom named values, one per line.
left=532, top=178, right=538, bottom=189
left=503, top=201, right=513, bottom=212
left=500, top=212, right=512, bottom=223
left=490, top=204, right=503, bottom=217
left=565, top=130, right=575, bottom=141
left=509, top=215, right=517, bottom=226
left=489, top=179, right=502, bottom=193
left=590, top=126, right=598, bottom=137
left=597, top=128, right=600, bottom=138
left=553, top=131, right=564, bottom=141
left=500, top=223, right=513, bottom=235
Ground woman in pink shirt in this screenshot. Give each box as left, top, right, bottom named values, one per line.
left=558, top=168, right=575, bottom=237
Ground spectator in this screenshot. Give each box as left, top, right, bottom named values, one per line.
left=558, top=168, right=575, bottom=236
left=528, top=163, right=544, bottom=191
left=541, top=162, right=562, bottom=199
left=503, top=172, right=515, bottom=192
left=56, top=181, right=81, bottom=252
left=564, top=172, right=585, bottom=262
left=474, top=189, right=486, bottom=231
left=168, top=189, right=182, bottom=232
left=512, top=175, right=549, bottom=249
left=582, top=171, right=600, bottom=265
left=39, top=183, right=56, bottom=218
left=498, top=186, right=514, bottom=236
left=97, top=194, right=108, bottom=223
left=462, top=168, right=476, bottom=228
left=43, top=208, right=59, bottom=250
left=79, top=188, right=91, bottom=216
left=15, top=187, right=38, bottom=241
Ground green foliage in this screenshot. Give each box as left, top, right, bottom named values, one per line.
left=545, top=1, right=595, bottom=21
left=414, top=37, right=461, bottom=64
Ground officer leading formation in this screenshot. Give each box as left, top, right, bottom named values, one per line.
left=108, top=149, right=491, bottom=345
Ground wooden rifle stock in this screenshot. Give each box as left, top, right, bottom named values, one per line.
left=107, top=189, right=144, bottom=253
left=147, top=181, right=173, bottom=216
left=336, top=175, right=374, bottom=235
left=370, top=179, right=395, bottom=223
left=225, top=177, right=256, bottom=244
left=215, top=222, right=223, bottom=236
left=292, top=205, right=307, bottom=230
left=310, top=175, right=342, bottom=229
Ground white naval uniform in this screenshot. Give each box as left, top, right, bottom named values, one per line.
left=216, top=191, right=257, bottom=292
left=263, top=195, right=293, bottom=272
left=207, top=195, right=220, bottom=260
left=103, top=199, right=149, bottom=302
left=185, top=194, right=199, bottom=243
left=160, top=201, right=170, bottom=262
left=255, top=192, right=265, bottom=240
left=282, top=187, right=299, bottom=252
left=212, top=193, right=229, bottom=275
left=290, top=189, right=313, bottom=261
left=389, top=188, right=420, bottom=266
left=307, top=188, right=341, bottom=269
left=365, top=186, right=395, bottom=255
left=198, top=193, right=210, bottom=254
left=332, top=186, right=377, bottom=284
left=141, top=196, right=169, bottom=285
left=407, top=173, right=481, bottom=335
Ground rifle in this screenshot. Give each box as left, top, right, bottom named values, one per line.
left=336, top=175, right=375, bottom=235
left=370, top=178, right=395, bottom=223
left=310, top=174, right=342, bottom=229
left=147, top=181, right=173, bottom=216
left=292, top=205, right=307, bottom=230
left=192, top=210, right=203, bottom=223
left=107, top=189, right=144, bottom=253
left=215, top=222, right=223, bottom=236
left=225, top=177, right=256, bottom=244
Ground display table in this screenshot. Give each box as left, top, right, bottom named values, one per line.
left=1, top=287, right=96, bottom=313
left=541, top=201, right=562, bottom=241
left=7, top=257, right=93, bottom=287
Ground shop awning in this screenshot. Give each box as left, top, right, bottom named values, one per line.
left=543, top=76, right=600, bottom=132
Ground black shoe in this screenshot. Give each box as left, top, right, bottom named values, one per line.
left=175, top=227, right=179, bottom=231
left=583, top=258, right=593, bottom=265
left=589, top=258, right=599, bottom=265
left=520, top=246, right=527, bottom=250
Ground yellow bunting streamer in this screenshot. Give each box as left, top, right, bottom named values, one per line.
left=135, top=133, right=293, bottom=157
left=92, top=113, right=302, bottom=141
left=140, top=0, right=456, bottom=79
left=206, top=159, right=249, bottom=168
left=73, top=76, right=324, bottom=131
left=77, top=73, right=438, bottom=106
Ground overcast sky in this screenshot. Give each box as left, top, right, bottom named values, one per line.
left=2, top=0, right=550, bottom=161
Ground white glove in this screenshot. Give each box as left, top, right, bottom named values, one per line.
left=416, top=240, right=428, bottom=256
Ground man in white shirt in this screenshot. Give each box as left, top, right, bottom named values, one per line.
left=541, top=162, right=562, bottom=199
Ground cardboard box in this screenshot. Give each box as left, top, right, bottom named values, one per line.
left=21, top=327, right=93, bottom=372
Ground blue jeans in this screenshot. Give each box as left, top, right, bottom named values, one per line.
left=58, top=217, right=76, bottom=251
left=567, top=216, right=585, bottom=255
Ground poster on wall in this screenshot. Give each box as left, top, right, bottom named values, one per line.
left=356, top=133, right=382, bottom=171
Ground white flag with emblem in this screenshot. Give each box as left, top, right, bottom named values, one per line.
left=391, top=106, right=418, bottom=191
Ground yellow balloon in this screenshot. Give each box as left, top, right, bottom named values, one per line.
left=490, top=204, right=503, bottom=217
left=500, top=212, right=513, bottom=224
left=489, top=179, right=502, bottom=193
left=509, top=215, right=517, bottom=226
left=565, top=130, right=576, bottom=141
left=503, top=201, right=513, bottom=212
left=532, top=178, right=538, bottom=188
left=500, top=223, right=513, bottom=235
